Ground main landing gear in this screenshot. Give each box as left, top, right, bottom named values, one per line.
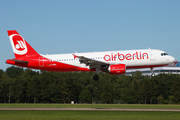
left=93, top=74, right=99, bottom=80
left=93, top=68, right=100, bottom=80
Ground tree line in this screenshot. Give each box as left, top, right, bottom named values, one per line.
left=0, top=66, right=180, bottom=104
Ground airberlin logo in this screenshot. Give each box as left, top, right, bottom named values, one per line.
left=104, top=51, right=149, bottom=61
left=9, top=34, right=27, bottom=55
left=15, top=41, right=26, bottom=50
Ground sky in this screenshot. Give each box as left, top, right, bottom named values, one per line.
left=1, top=0, right=180, bottom=71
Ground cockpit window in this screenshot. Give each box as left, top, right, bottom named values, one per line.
left=161, top=53, right=168, bottom=56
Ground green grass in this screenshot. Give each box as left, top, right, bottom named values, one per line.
left=0, top=110, right=180, bottom=120
left=0, top=104, right=180, bottom=120
left=0, top=103, right=180, bottom=109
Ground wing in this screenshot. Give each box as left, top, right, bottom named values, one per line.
left=76, top=55, right=109, bottom=69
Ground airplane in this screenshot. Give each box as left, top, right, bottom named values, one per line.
left=6, top=30, right=175, bottom=80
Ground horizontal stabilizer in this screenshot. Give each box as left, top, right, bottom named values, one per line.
left=7, top=59, right=29, bottom=64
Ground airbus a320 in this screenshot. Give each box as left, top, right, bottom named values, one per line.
left=6, top=30, right=175, bottom=80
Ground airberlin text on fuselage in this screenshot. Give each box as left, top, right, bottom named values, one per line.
left=104, top=51, right=149, bottom=61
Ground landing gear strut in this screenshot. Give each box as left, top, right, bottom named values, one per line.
left=93, top=68, right=100, bottom=80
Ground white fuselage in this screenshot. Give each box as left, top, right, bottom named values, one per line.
left=42, top=49, right=175, bottom=70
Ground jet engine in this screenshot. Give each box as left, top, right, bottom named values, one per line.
left=108, top=64, right=126, bottom=75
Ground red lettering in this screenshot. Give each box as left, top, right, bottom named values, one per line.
left=126, top=53, right=131, bottom=60
left=142, top=53, right=148, bottom=59
left=111, top=53, right=113, bottom=61
left=104, top=51, right=149, bottom=61
left=114, top=54, right=117, bottom=61
left=136, top=52, right=139, bottom=60
left=133, top=53, right=135, bottom=60
left=104, top=55, right=110, bottom=61
left=118, top=53, right=125, bottom=61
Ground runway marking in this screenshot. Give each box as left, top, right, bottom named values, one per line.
left=0, top=108, right=180, bottom=111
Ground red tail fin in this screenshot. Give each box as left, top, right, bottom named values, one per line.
left=7, top=30, right=39, bottom=58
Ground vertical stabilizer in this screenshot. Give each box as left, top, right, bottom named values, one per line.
left=7, top=30, right=39, bottom=58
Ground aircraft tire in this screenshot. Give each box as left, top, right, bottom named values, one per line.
left=151, top=73, right=155, bottom=77
left=93, top=75, right=99, bottom=80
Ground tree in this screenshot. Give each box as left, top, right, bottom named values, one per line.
left=2, top=66, right=180, bottom=104
left=5, top=66, right=23, bottom=78
left=0, top=69, right=4, bottom=79
left=13, top=76, right=25, bottom=103
left=60, top=78, right=78, bottom=103
left=141, top=77, right=151, bottom=104
left=170, top=74, right=180, bottom=104
left=101, top=83, right=113, bottom=104
left=157, top=74, right=173, bottom=100
left=157, top=95, right=164, bottom=104
left=79, top=88, right=92, bottom=103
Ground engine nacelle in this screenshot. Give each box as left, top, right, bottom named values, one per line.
left=108, top=64, right=126, bottom=75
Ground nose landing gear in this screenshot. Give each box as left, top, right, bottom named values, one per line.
left=150, top=67, right=155, bottom=77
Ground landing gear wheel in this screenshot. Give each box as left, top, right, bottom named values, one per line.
left=93, top=74, right=99, bottom=80
left=151, top=73, right=155, bottom=77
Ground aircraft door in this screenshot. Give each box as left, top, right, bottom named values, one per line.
left=39, top=57, right=44, bottom=67
left=150, top=50, right=156, bottom=61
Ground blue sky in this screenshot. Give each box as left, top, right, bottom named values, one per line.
left=1, top=0, right=180, bottom=71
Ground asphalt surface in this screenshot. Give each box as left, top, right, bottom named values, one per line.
left=0, top=108, right=180, bottom=111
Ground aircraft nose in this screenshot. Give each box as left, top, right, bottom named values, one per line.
left=170, top=56, right=175, bottom=63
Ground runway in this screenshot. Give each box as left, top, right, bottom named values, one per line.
left=0, top=108, right=180, bottom=111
